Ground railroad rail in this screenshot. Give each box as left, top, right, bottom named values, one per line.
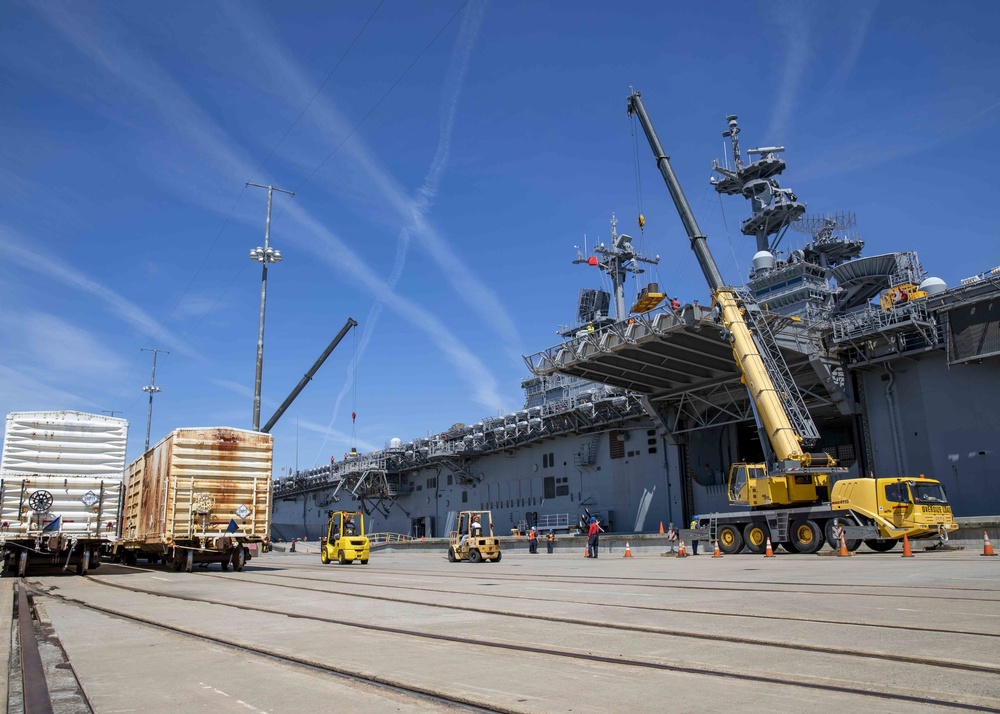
left=28, top=572, right=1000, bottom=712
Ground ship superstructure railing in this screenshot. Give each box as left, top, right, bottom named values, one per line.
left=831, top=300, right=936, bottom=344
left=273, top=388, right=648, bottom=497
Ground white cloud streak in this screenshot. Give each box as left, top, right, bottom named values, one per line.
left=313, top=1, right=491, bottom=460
left=27, top=1, right=508, bottom=418
left=3, top=225, right=195, bottom=357
left=766, top=5, right=812, bottom=142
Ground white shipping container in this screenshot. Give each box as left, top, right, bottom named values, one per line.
left=2, top=411, right=129, bottom=479
left=0, top=474, right=122, bottom=538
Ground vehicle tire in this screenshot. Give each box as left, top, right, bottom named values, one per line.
left=320, top=550, right=330, bottom=564
left=717, top=524, right=743, bottom=555
left=338, top=551, right=347, bottom=565
left=468, top=549, right=483, bottom=563
left=781, top=540, right=800, bottom=553
left=743, top=522, right=769, bottom=554
left=864, top=538, right=898, bottom=552
left=447, top=547, right=457, bottom=563
left=360, top=559, right=369, bottom=565
left=823, top=519, right=861, bottom=552
left=491, top=552, right=502, bottom=563
left=790, top=519, right=824, bottom=554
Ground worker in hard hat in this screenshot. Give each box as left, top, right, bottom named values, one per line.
left=587, top=516, right=601, bottom=558
left=546, top=529, right=555, bottom=554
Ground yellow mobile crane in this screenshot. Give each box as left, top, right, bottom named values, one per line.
left=627, top=91, right=957, bottom=553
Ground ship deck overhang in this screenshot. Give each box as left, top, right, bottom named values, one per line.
left=525, top=305, right=841, bottom=434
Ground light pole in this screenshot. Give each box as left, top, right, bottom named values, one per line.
left=246, top=182, right=295, bottom=431
left=141, top=348, right=168, bottom=452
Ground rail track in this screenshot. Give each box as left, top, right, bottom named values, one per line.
left=26, top=573, right=1000, bottom=713
left=82, top=566, right=1000, bottom=677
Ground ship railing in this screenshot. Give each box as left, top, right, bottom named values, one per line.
left=831, top=301, right=935, bottom=343
left=367, top=532, right=409, bottom=548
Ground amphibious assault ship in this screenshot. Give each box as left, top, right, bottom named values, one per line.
left=271, top=109, right=1000, bottom=541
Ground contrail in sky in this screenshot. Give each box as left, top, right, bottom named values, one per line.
left=314, top=1, right=489, bottom=461
left=27, top=0, right=506, bottom=417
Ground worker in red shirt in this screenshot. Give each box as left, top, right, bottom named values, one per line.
left=586, top=517, right=601, bottom=558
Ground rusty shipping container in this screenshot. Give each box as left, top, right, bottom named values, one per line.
left=119, top=427, right=272, bottom=572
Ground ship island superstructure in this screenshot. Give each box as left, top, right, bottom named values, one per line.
left=272, top=107, right=1000, bottom=541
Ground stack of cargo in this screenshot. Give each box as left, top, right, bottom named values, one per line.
left=118, top=427, right=272, bottom=572
left=0, top=411, right=128, bottom=576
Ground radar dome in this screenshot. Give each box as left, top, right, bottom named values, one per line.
left=389, top=438, right=402, bottom=449
left=919, top=277, right=947, bottom=295
left=752, top=251, right=776, bottom=272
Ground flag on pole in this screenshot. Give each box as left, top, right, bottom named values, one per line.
left=226, top=519, right=239, bottom=533
left=42, top=516, right=61, bottom=532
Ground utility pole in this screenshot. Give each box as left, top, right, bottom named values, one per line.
left=141, top=348, right=169, bottom=452
left=246, top=182, right=295, bottom=431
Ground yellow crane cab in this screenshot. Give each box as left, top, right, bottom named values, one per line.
left=320, top=510, right=370, bottom=565
left=448, top=510, right=502, bottom=563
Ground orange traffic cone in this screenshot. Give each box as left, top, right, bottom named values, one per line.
left=421, top=535, right=425, bottom=542
left=659, top=521, right=665, bottom=535
left=584, top=543, right=590, bottom=558
left=983, top=531, right=997, bottom=556
left=677, top=540, right=687, bottom=558
left=838, top=533, right=851, bottom=557
left=901, top=534, right=914, bottom=557
left=764, top=537, right=775, bottom=557
left=712, top=540, right=722, bottom=558
left=623, top=541, right=633, bottom=558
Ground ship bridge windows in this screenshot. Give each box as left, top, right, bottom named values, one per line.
left=545, top=476, right=570, bottom=499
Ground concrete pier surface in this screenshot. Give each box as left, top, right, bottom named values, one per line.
left=11, top=546, right=1000, bottom=713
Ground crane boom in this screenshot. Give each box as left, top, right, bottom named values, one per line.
left=626, top=90, right=828, bottom=469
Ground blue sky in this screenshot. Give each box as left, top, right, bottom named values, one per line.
left=2, top=0, right=998, bottom=475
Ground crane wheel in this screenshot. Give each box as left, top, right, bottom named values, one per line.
left=823, top=520, right=861, bottom=552
left=743, top=522, right=769, bottom=554
left=790, top=519, right=824, bottom=554
left=864, top=538, right=899, bottom=552
left=717, top=524, right=743, bottom=554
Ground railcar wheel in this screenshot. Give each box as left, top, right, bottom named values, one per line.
left=447, top=547, right=457, bottom=563
left=823, top=519, right=861, bottom=552
left=790, top=519, right=824, bottom=554
left=18, top=551, right=28, bottom=577
left=233, top=547, right=246, bottom=571
left=184, top=549, right=194, bottom=573
left=717, top=524, right=743, bottom=555
left=743, top=522, right=769, bottom=554
left=468, top=549, right=483, bottom=563
left=864, top=538, right=898, bottom=552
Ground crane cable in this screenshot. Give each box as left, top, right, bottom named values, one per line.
left=350, top=326, right=358, bottom=455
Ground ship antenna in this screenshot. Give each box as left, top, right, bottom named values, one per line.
left=723, top=115, right=743, bottom=171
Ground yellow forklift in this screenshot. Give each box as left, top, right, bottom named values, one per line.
left=448, top=510, right=502, bottom=563
left=320, top=510, right=370, bottom=565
